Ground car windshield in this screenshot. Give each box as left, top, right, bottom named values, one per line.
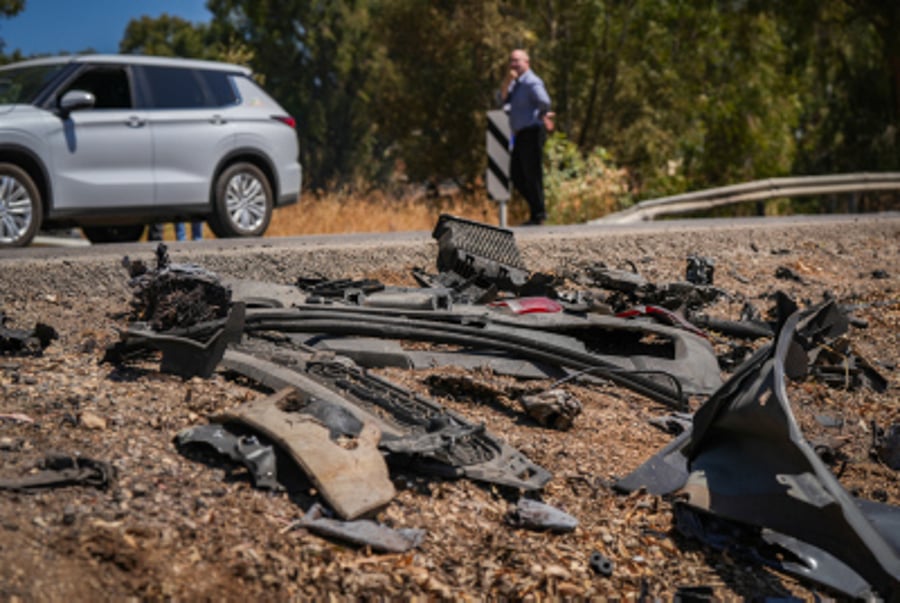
left=0, top=63, right=67, bottom=104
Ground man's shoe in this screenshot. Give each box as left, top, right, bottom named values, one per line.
left=523, top=217, right=545, bottom=226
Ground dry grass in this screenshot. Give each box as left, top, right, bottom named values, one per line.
left=144, top=190, right=522, bottom=242
left=266, top=189, right=529, bottom=236
left=150, top=183, right=590, bottom=243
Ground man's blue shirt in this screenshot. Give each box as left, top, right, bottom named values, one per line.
left=504, top=69, right=551, bottom=134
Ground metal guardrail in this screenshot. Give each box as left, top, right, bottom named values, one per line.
left=594, top=172, right=900, bottom=223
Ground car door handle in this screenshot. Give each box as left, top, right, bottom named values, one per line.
left=125, top=116, right=145, bottom=128
left=209, top=114, right=227, bottom=125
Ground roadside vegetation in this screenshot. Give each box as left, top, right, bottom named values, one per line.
left=1, top=0, right=898, bottom=226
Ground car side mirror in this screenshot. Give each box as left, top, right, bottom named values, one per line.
left=58, top=90, right=95, bottom=117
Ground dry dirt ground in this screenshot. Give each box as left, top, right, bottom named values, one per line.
left=0, top=216, right=898, bottom=600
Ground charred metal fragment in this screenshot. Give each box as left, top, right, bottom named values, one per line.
left=647, top=412, right=694, bottom=436
left=224, top=278, right=308, bottom=308
left=505, top=498, right=578, bottom=532
left=774, top=265, right=804, bottom=283
left=304, top=358, right=552, bottom=490
left=689, top=314, right=773, bottom=341
left=584, top=266, right=725, bottom=318
left=309, top=337, right=567, bottom=380
left=807, top=336, right=888, bottom=392
left=673, top=504, right=873, bottom=599
left=585, top=264, right=650, bottom=294
left=614, top=429, right=691, bottom=496
left=239, top=305, right=719, bottom=404
left=685, top=255, right=715, bottom=286
left=589, top=551, right=614, bottom=577
left=124, top=244, right=231, bottom=331
left=873, top=423, right=900, bottom=470
left=518, top=389, right=582, bottom=430
left=220, top=348, right=552, bottom=491
left=0, top=312, right=57, bottom=356
left=216, top=387, right=395, bottom=520
left=175, top=423, right=280, bottom=490
left=296, top=276, right=385, bottom=299
left=286, top=397, right=364, bottom=439
left=291, top=503, right=425, bottom=554
left=0, top=453, right=114, bottom=491
left=380, top=423, right=488, bottom=460
left=614, top=298, right=900, bottom=597
left=618, top=301, right=900, bottom=598
left=345, top=287, right=454, bottom=311
left=430, top=214, right=557, bottom=302
left=122, top=302, right=245, bottom=378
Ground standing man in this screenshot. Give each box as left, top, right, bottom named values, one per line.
left=502, top=49, right=554, bottom=225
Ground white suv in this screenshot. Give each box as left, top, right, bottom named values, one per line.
left=0, top=54, right=302, bottom=246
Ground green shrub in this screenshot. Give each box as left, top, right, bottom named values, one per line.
left=543, top=133, right=632, bottom=223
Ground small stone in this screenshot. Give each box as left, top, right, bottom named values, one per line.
left=79, top=410, right=107, bottom=430
left=62, top=505, right=77, bottom=525
left=599, top=528, right=614, bottom=545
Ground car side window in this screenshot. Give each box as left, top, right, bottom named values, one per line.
left=62, top=67, right=133, bottom=109
left=198, top=70, right=238, bottom=106
left=140, top=65, right=209, bottom=109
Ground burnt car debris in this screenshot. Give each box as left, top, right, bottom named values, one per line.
left=0, top=311, right=57, bottom=357
left=505, top=498, right=579, bottom=533
left=175, top=423, right=281, bottom=491
left=0, top=453, right=115, bottom=492
left=616, top=299, right=900, bottom=599
left=81, top=214, right=898, bottom=596
left=288, top=503, right=426, bottom=554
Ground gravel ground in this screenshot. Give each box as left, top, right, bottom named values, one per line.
left=0, top=215, right=898, bottom=600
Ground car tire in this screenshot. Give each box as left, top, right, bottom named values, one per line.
left=0, top=163, right=42, bottom=248
left=208, top=162, right=273, bottom=238
left=81, top=225, right=146, bottom=244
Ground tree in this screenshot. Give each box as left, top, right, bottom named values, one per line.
left=508, top=0, right=801, bottom=197
left=0, top=0, right=23, bottom=18
left=369, top=0, right=521, bottom=185
left=772, top=0, right=900, bottom=173
left=205, top=0, right=384, bottom=189
left=119, top=14, right=212, bottom=59
left=0, top=0, right=25, bottom=57
left=116, top=0, right=899, bottom=203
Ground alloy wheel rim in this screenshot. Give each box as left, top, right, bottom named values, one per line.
left=225, top=172, right=267, bottom=232
left=0, top=175, right=33, bottom=244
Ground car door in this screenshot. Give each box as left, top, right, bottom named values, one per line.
left=45, top=64, right=154, bottom=210
left=135, top=65, right=237, bottom=210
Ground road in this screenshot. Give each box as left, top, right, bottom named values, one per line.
left=4, top=212, right=897, bottom=263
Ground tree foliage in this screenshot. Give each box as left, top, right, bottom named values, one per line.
left=369, top=0, right=520, bottom=185
left=119, top=14, right=213, bottom=58
left=202, top=0, right=384, bottom=189
left=107, top=0, right=900, bottom=202
left=0, top=0, right=23, bottom=18
left=0, top=0, right=24, bottom=56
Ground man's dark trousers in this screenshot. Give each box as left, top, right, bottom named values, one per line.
left=510, top=125, right=546, bottom=223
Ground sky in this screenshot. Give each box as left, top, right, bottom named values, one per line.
left=0, top=0, right=212, bottom=56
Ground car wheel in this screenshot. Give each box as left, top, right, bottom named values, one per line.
left=0, top=163, right=42, bottom=248
left=209, top=162, right=273, bottom=238
left=81, top=225, right=146, bottom=244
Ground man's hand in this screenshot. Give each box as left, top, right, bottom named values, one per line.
left=542, top=111, right=556, bottom=132
left=501, top=69, right=517, bottom=101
